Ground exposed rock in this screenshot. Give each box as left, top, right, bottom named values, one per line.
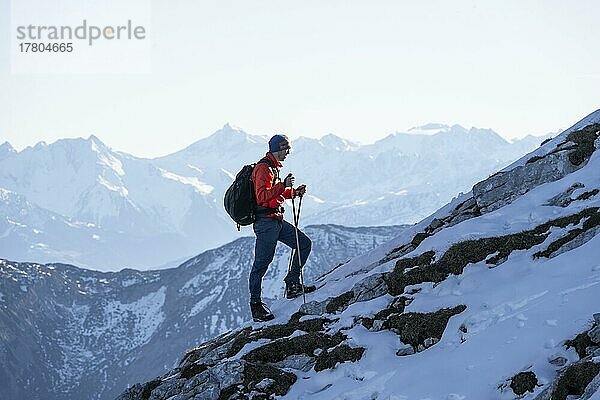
left=364, top=296, right=411, bottom=333
left=380, top=242, right=418, bottom=266
left=314, top=344, right=366, bottom=372
left=534, top=208, right=600, bottom=259
left=300, top=273, right=389, bottom=317
left=383, top=209, right=600, bottom=293
left=566, top=332, right=597, bottom=359
left=381, top=196, right=483, bottom=269
left=588, top=325, right=600, bottom=344
left=385, top=225, right=551, bottom=296
left=299, top=300, right=328, bottom=316
left=396, top=344, right=415, bottom=356
left=594, top=313, right=600, bottom=324
left=372, top=319, right=385, bottom=331
left=581, top=371, right=600, bottom=399
left=474, top=150, right=575, bottom=213
left=179, top=362, right=208, bottom=380
left=131, top=360, right=246, bottom=400
left=376, top=296, right=410, bottom=318
left=236, top=362, right=297, bottom=398
left=179, top=328, right=247, bottom=370
left=549, top=356, right=568, bottom=367
left=544, top=183, right=584, bottom=207
left=384, top=251, right=437, bottom=296
left=325, top=291, right=355, bottom=314
left=575, top=188, right=600, bottom=201
left=225, top=317, right=331, bottom=358
left=382, top=305, right=467, bottom=351
left=242, top=332, right=346, bottom=364
left=118, top=379, right=161, bottom=400
left=552, top=361, right=600, bottom=400
left=361, top=317, right=374, bottom=330
left=352, top=273, right=388, bottom=302
left=510, top=371, right=538, bottom=395
left=255, top=378, right=275, bottom=391
left=564, top=123, right=600, bottom=166
left=474, top=123, right=600, bottom=214
left=426, top=197, right=482, bottom=235
left=273, top=354, right=315, bottom=372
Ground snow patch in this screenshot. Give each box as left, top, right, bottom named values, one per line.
left=97, top=175, right=128, bottom=196
left=121, top=277, right=140, bottom=287
left=92, top=286, right=167, bottom=349
left=160, top=168, right=214, bottom=194
left=189, top=293, right=219, bottom=318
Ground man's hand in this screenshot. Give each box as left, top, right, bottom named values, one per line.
left=283, top=174, right=295, bottom=188
left=295, top=184, right=306, bottom=197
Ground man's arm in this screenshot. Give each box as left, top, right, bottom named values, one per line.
left=253, top=163, right=285, bottom=204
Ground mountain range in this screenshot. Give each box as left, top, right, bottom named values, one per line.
left=0, top=224, right=404, bottom=400
left=0, top=124, right=549, bottom=270
left=115, top=110, right=600, bottom=399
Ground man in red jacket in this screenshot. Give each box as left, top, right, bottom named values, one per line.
left=249, top=134, right=315, bottom=322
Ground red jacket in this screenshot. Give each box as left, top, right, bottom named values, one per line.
left=252, top=153, right=293, bottom=220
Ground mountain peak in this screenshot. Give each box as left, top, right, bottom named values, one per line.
left=204, top=124, right=269, bottom=146
left=221, top=122, right=242, bottom=131
left=210, top=123, right=247, bottom=138
left=85, top=134, right=111, bottom=152
left=87, top=134, right=101, bottom=143
left=0, top=141, right=15, bottom=155
left=318, top=133, right=357, bottom=151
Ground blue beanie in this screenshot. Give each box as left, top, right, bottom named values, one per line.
left=268, top=134, right=291, bottom=153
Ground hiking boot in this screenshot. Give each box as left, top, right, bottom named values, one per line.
left=250, top=301, right=274, bottom=322
left=285, top=282, right=317, bottom=299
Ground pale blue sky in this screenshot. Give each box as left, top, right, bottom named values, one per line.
left=1, top=0, right=599, bottom=157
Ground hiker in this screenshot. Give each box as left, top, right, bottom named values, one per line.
left=249, top=134, right=316, bottom=322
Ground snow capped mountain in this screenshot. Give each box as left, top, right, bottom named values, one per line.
left=0, top=224, right=404, bottom=400
left=117, top=111, right=600, bottom=399
left=0, top=142, right=16, bottom=159
left=0, top=135, right=233, bottom=269
left=0, top=123, right=549, bottom=270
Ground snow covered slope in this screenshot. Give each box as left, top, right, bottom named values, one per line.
left=0, top=224, right=403, bottom=400
left=0, top=124, right=547, bottom=270
left=118, top=111, right=600, bottom=399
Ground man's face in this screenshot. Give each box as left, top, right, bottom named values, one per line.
left=274, top=148, right=290, bottom=162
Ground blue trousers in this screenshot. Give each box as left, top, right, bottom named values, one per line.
left=249, top=217, right=312, bottom=303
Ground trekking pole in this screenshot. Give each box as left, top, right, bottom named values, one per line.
left=291, top=193, right=306, bottom=304
left=287, top=249, right=294, bottom=275
left=286, top=193, right=300, bottom=276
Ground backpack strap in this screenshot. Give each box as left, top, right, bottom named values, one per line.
left=254, top=157, right=284, bottom=217
left=258, top=157, right=279, bottom=186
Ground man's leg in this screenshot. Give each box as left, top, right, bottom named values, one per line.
left=278, top=219, right=312, bottom=285
left=249, top=218, right=280, bottom=303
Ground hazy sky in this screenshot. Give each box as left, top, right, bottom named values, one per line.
left=1, top=0, right=599, bottom=157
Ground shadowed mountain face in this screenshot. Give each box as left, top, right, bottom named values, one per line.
left=0, top=124, right=548, bottom=270
left=116, top=111, right=600, bottom=399
left=0, top=224, right=404, bottom=400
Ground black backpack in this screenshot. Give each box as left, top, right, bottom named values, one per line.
left=224, top=158, right=275, bottom=230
